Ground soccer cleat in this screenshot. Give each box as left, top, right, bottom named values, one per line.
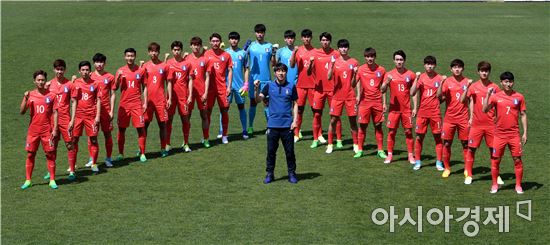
left=442, top=169, right=451, bottom=178
left=49, top=180, right=58, bottom=189
left=216, top=133, right=223, bottom=139
left=336, top=140, right=344, bottom=149
left=497, top=176, right=504, bottom=185
left=288, top=172, right=298, bottom=184
left=377, top=150, right=388, bottom=159
left=310, top=140, right=319, bottom=149
left=222, top=136, right=229, bottom=144
left=435, top=161, right=444, bottom=171
left=242, top=130, right=249, bottom=140
left=68, top=172, right=76, bottom=181
left=105, top=157, right=113, bottom=168
left=353, top=144, right=359, bottom=154
left=383, top=154, right=393, bottom=164
left=353, top=150, right=363, bottom=158
left=464, top=170, right=469, bottom=178
left=515, top=185, right=524, bottom=194
left=136, top=150, right=141, bottom=157
left=247, top=127, right=254, bottom=135
left=413, top=160, right=422, bottom=170
left=43, top=172, right=51, bottom=180
left=21, top=180, right=32, bottom=190
left=325, top=144, right=334, bottom=154
left=298, top=130, right=303, bottom=139
left=85, top=157, right=93, bottom=167
left=114, top=154, right=124, bottom=162
left=263, top=173, right=274, bottom=184
left=165, top=144, right=172, bottom=152
left=318, top=135, right=327, bottom=144
left=294, top=136, right=300, bottom=143
left=490, top=185, right=499, bottom=194
left=464, top=176, right=473, bottom=185
left=91, top=164, right=99, bottom=173
left=183, top=144, right=192, bottom=153
left=160, top=150, right=169, bottom=158
left=203, top=140, right=211, bottom=148
left=139, top=154, right=147, bottom=162
left=408, top=153, right=416, bottom=164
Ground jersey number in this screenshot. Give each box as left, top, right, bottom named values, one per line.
left=398, top=84, right=405, bottom=92
left=35, top=105, right=45, bottom=114
left=128, top=80, right=135, bottom=88
left=506, top=106, right=511, bottom=114
left=426, top=89, right=434, bottom=97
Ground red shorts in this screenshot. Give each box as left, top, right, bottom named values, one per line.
left=358, top=102, right=384, bottom=124
left=193, top=89, right=209, bottom=111
left=415, top=116, right=442, bottom=134
left=169, top=93, right=192, bottom=117
left=297, top=87, right=315, bottom=107
left=312, top=90, right=333, bottom=110
left=442, top=121, right=469, bottom=141
left=117, top=106, right=145, bottom=129
left=492, top=135, right=522, bottom=157
left=468, top=127, right=494, bottom=148
left=145, top=100, right=168, bottom=123
left=57, top=116, right=72, bottom=143
left=330, top=99, right=357, bottom=117
left=26, top=133, right=55, bottom=152
left=212, top=90, right=230, bottom=109
left=99, top=109, right=113, bottom=133
left=73, top=116, right=98, bottom=137
left=386, top=111, right=412, bottom=129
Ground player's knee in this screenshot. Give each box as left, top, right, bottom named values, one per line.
left=90, top=137, right=98, bottom=144
left=513, top=156, right=522, bottom=161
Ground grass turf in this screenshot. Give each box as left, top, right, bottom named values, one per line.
left=1, top=2, right=549, bottom=244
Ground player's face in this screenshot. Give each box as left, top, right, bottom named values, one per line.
left=94, top=61, right=105, bottom=72
left=424, top=63, right=436, bottom=73
left=275, top=69, right=287, bottom=82
left=229, top=38, right=239, bottom=48
left=365, top=55, right=376, bottom=65
left=79, top=65, right=91, bottom=79
left=393, top=55, right=405, bottom=68
left=501, top=79, right=514, bottom=91
left=284, top=37, right=295, bottom=46
left=338, top=46, right=349, bottom=56
left=148, top=49, right=159, bottom=60
left=320, top=37, right=331, bottom=49
left=478, top=69, right=490, bottom=80
left=190, top=43, right=201, bottom=53
left=210, top=37, right=221, bottom=50
left=125, top=52, right=136, bottom=65
left=301, top=36, right=312, bottom=46
left=34, top=74, right=46, bottom=89
left=172, top=46, right=182, bottom=57
left=255, top=31, right=265, bottom=41
left=450, top=66, right=463, bottom=76
left=54, top=66, right=65, bottom=78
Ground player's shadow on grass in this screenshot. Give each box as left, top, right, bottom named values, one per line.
left=498, top=182, right=543, bottom=192
left=275, top=172, right=321, bottom=182
left=55, top=175, right=90, bottom=186
left=477, top=172, right=515, bottom=182
left=452, top=166, right=490, bottom=175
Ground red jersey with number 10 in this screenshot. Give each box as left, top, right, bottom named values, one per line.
left=386, top=68, right=416, bottom=113
left=27, top=90, right=56, bottom=135
left=466, top=80, right=500, bottom=128
left=332, top=58, right=359, bottom=100
left=357, top=64, right=386, bottom=103
left=416, top=72, right=442, bottom=118
left=488, top=91, right=526, bottom=137
left=295, top=46, right=316, bottom=89
left=167, top=58, right=192, bottom=98
left=72, top=78, right=101, bottom=117
left=205, top=49, right=232, bottom=92
left=143, top=61, right=169, bottom=105
left=115, top=65, right=146, bottom=110
left=441, top=76, right=469, bottom=123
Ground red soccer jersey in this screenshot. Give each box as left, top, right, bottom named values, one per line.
left=332, top=58, right=359, bottom=100
left=143, top=61, right=169, bottom=105
left=295, top=46, right=316, bottom=89
left=187, top=54, right=210, bottom=94
left=357, top=64, right=386, bottom=103
left=27, top=90, right=56, bottom=135
left=312, top=48, right=340, bottom=92
left=416, top=72, right=442, bottom=118
left=90, top=71, right=115, bottom=109
left=115, top=65, right=146, bottom=110
left=48, top=78, right=73, bottom=119
left=386, top=68, right=416, bottom=113
left=442, top=76, right=469, bottom=123
left=205, top=49, right=232, bottom=92
left=467, top=80, right=500, bottom=127
left=167, top=58, right=192, bottom=98
left=489, top=91, right=526, bottom=137
left=72, top=78, right=100, bottom=117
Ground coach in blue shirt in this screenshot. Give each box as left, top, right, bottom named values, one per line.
left=254, top=63, right=298, bottom=184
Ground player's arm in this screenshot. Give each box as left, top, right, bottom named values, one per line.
left=291, top=100, right=298, bottom=130
left=227, top=66, right=233, bottom=97
left=355, top=76, right=361, bottom=105
left=327, top=57, right=336, bottom=81
left=520, top=110, right=527, bottom=145
left=410, top=72, right=421, bottom=96
left=202, top=71, right=210, bottom=102
left=69, top=97, right=77, bottom=131
left=20, top=91, right=30, bottom=114
left=187, top=75, right=194, bottom=105
left=307, top=56, right=315, bottom=76
left=51, top=108, right=58, bottom=139
left=289, top=48, right=297, bottom=68
left=166, top=76, right=173, bottom=109
left=380, top=75, right=392, bottom=94
left=164, top=53, right=170, bottom=63
left=482, top=87, right=495, bottom=113
left=460, top=79, right=474, bottom=103
left=254, top=80, right=264, bottom=103
left=142, top=82, right=148, bottom=113
left=270, top=45, right=278, bottom=67
left=95, top=94, right=101, bottom=126
left=109, top=88, right=116, bottom=120
left=437, top=76, right=447, bottom=102
left=382, top=92, right=388, bottom=113
left=412, top=92, right=419, bottom=118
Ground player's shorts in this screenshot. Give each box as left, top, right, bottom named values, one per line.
left=249, top=80, right=269, bottom=99
left=73, top=116, right=98, bottom=137
left=170, top=93, right=191, bottom=117
left=99, top=109, right=113, bottom=133
left=296, top=87, right=315, bottom=107
left=117, top=106, right=145, bottom=129
left=442, top=121, right=469, bottom=141
left=25, top=133, right=55, bottom=152
left=145, top=100, right=168, bottom=123
left=312, top=90, right=333, bottom=110
left=330, top=99, right=357, bottom=117
left=415, top=116, right=442, bottom=134
left=357, top=102, right=384, bottom=125
left=211, top=89, right=230, bottom=109
left=193, top=89, right=209, bottom=111
left=228, top=89, right=245, bottom=105
left=492, top=135, right=522, bottom=157
left=386, top=111, right=413, bottom=129
left=468, top=126, right=494, bottom=148
left=57, top=115, right=72, bottom=143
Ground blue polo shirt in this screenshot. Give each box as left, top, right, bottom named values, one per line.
left=261, top=80, right=298, bottom=128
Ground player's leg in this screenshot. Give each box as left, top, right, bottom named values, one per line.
left=200, top=109, right=211, bottom=148
left=326, top=115, right=338, bottom=153
left=218, top=91, right=230, bottom=144
left=22, top=134, right=40, bottom=189
left=264, top=128, right=279, bottom=184
left=372, top=105, right=386, bottom=159
left=102, top=118, right=114, bottom=167
left=431, top=117, right=443, bottom=170
left=234, top=90, right=248, bottom=139
left=413, top=132, right=425, bottom=170
left=385, top=112, right=400, bottom=164
left=88, top=136, right=99, bottom=173
left=483, top=127, right=503, bottom=185
left=136, top=127, right=147, bottom=162
left=311, top=91, right=325, bottom=148
left=509, top=135, right=524, bottom=193
left=166, top=96, right=178, bottom=151
left=42, top=133, right=58, bottom=189
left=402, top=113, right=415, bottom=164
left=281, top=127, right=297, bottom=183
left=154, top=105, right=169, bottom=157
left=294, top=88, right=307, bottom=142
left=490, top=136, right=506, bottom=193
left=465, top=127, right=483, bottom=180
left=115, top=107, right=130, bottom=160
left=441, top=122, right=455, bottom=175
left=344, top=99, right=358, bottom=151
left=248, top=82, right=259, bottom=134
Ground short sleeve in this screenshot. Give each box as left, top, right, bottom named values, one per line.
left=291, top=85, right=298, bottom=101
left=488, top=94, right=497, bottom=107
left=261, top=83, right=269, bottom=97
left=227, top=54, right=233, bottom=69
left=520, top=95, right=526, bottom=112
left=71, top=85, right=80, bottom=99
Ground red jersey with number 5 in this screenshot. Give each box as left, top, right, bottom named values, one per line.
left=332, top=58, right=358, bottom=100
left=441, top=76, right=469, bottom=123
left=416, top=72, right=442, bottom=118
left=386, top=68, right=416, bottom=113
left=467, top=80, right=500, bottom=128
left=115, top=65, right=145, bottom=110
left=488, top=91, right=525, bottom=137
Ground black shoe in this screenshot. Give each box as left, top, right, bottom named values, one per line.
left=264, top=173, right=274, bottom=184
left=288, top=172, right=298, bottom=184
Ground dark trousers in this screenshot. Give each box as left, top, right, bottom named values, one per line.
left=266, top=127, right=296, bottom=174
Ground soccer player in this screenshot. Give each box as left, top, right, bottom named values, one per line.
left=85, top=53, right=116, bottom=168
left=437, top=59, right=470, bottom=178
left=20, top=70, right=59, bottom=189
left=460, top=61, right=502, bottom=185
left=254, top=63, right=298, bottom=184
left=275, top=30, right=298, bottom=85
left=483, top=71, right=527, bottom=194
left=352, top=47, right=388, bottom=159
left=380, top=50, right=416, bottom=164
left=410, top=56, right=444, bottom=171
left=142, top=42, right=171, bottom=157
left=289, top=29, right=317, bottom=143
left=44, top=60, right=76, bottom=179
left=247, top=23, right=275, bottom=135
left=187, top=36, right=212, bottom=148
left=114, top=48, right=148, bottom=162
left=71, top=61, right=101, bottom=176
left=325, top=39, right=359, bottom=154
left=204, top=33, right=233, bottom=144
left=217, top=31, right=249, bottom=140
left=307, top=32, right=340, bottom=149
left=166, top=41, right=193, bottom=152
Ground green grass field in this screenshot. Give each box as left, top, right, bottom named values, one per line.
left=2, top=2, right=549, bottom=244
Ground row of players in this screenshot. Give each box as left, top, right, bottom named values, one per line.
left=20, top=25, right=527, bottom=193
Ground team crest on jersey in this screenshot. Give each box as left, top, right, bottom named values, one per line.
left=200, top=61, right=204, bottom=67
left=285, top=89, right=289, bottom=95
left=462, top=85, right=467, bottom=91
left=435, top=82, right=440, bottom=88
left=405, top=76, right=410, bottom=82
left=265, top=48, right=269, bottom=53
left=136, top=74, right=141, bottom=80
left=63, top=86, right=69, bottom=93
left=159, top=69, right=164, bottom=74
left=514, top=99, right=519, bottom=105
left=238, top=55, right=242, bottom=60
left=376, top=71, right=381, bottom=78
left=469, top=139, right=473, bottom=144
left=90, top=85, right=95, bottom=92
left=221, top=56, right=225, bottom=62
left=104, top=78, right=109, bottom=84
left=45, top=96, right=51, bottom=104
left=349, top=64, right=353, bottom=70
left=182, top=65, right=187, bottom=71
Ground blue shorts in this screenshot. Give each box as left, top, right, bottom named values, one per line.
left=228, top=89, right=246, bottom=105
left=249, top=80, right=269, bottom=99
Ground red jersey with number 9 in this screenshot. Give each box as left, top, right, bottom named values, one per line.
left=441, top=76, right=469, bottom=123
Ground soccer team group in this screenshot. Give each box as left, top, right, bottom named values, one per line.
left=20, top=24, right=527, bottom=193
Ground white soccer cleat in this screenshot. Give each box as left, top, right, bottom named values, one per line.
left=325, top=144, right=334, bottom=154
left=353, top=144, right=359, bottom=154
left=318, top=135, right=327, bottom=144
left=104, top=157, right=113, bottom=168
left=464, top=176, right=473, bottom=185
left=490, top=185, right=498, bottom=194
left=497, top=176, right=504, bottom=185
left=183, top=144, right=192, bottom=153
left=222, top=136, right=229, bottom=144
left=216, top=134, right=223, bottom=139
left=85, top=158, right=93, bottom=167
left=294, top=136, right=300, bottom=143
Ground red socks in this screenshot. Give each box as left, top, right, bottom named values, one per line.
left=387, top=129, right=396, bottom=153
left=375, top=126, right=384, bottom=151
left=221, top=111, right=229, bottom=136
left=25, top=152, right=36, bottom=180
